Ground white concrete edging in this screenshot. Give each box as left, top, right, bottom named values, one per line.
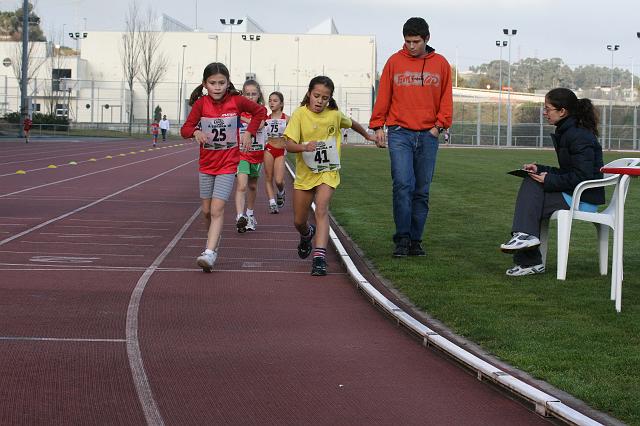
left=285, top=161, right=603, bottom=425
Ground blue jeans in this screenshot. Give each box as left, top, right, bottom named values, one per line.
left=388, top=126, right=439, bottom=243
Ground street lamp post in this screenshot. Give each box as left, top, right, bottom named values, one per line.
left=178, top=44, right=187, bottom=124
left=69, top=30, right=88, bottom=52
left=241, top=34, right=261, bottom=76
left=607, top=44, right=620, bottom=150
left=219, top=18, right=243, bottom=70
left=503, top=28, right=517, bottom=147
left=496, top=40, right=507, bottom=147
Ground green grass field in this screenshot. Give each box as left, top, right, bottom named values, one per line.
left=331, top=145, right=640, bottom=424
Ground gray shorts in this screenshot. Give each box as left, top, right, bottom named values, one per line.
left=199, top=172, right=235, bottom=200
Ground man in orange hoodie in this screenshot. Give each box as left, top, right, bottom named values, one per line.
left=370, top=17, right=453, bottom=258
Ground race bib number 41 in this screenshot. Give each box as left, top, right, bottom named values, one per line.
left=200, top=116, right=238, bottom=150
left=301, top=137, right=340, bottom=173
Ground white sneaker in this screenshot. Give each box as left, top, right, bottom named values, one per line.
left=506, top=264, right=545, bottom=276
left=500, top=232, right=541, bottom=253
left=246, top=215, right=257, bottom=231
left=197, top=251, right=217, bottom=273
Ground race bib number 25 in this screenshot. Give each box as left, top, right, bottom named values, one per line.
left=200, top=116, right=238, bottom=150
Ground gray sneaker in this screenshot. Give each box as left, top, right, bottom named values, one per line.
left=197, top=251, right=217, bottom=273
left=506, top=264, right=545, bottom=276
left=276, top=191, right=285, bottom=208
left=500, top=232, right=541, bottom=253
left=246, top=215, right=257, bottom=231
left=236, top=215, right=248, bottom=233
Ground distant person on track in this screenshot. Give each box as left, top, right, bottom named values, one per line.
left=151, top=120, right=160, bottom=147
left=181, top=62, right=267, bottom=273
left=159, top=115, right=170, bottom=141
left=264, top=91, right=288, bottom=214
left=23, top=115, right=32, bottom=144
left=500, top=88, right=604, bottom=276
left=234, top=80, right=267, bottom=233
left=370, top=17, right=453, bottom=258
left=284, top=76, right=376, bottom=276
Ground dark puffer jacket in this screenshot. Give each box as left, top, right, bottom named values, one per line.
left=536, top=116, right=605, bottom=205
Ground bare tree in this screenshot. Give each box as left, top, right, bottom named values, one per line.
left=120, top=1, right=141, bottom=134
left=137, top=7, right=168, bottom=132
left=10, top=40, right=46, bottom=99
left=41, top=26, right=71, bottom=116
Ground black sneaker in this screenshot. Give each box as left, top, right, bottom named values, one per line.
left=276, top=191, right=285, bottom=208
left=297, top=224, right=316, bottom=259
left=311, top=257, right=327, bottom=276
left=393, top=238, right=410, bottom=257
left=408, top=241, right=426, bottom=256
left=236, top=215, right=248, bottom=233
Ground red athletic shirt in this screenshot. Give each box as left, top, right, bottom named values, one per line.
left=151, top=122, right=159, bottom=135
left=239, top=111, right=267, bottom=164
left=181, top=94, right=267, bottom=175
left=23, top=118, right=32, bottom=131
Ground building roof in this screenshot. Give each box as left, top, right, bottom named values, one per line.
left=306, top=18, right=339, bottom=35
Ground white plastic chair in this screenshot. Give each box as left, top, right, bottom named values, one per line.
left=539, top=158, right=640, bottom=302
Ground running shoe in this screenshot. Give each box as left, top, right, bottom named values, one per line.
left=236, top=215, right=248, bottom=233
left=506, top=264, right=545, bottom=276
left=297, top=224, right=316, bottom=259
left=246, top=215, right=257, bottom=231
left=196, top=251, right=217, bottom=273
left=408, top=241, right=426, bottom=256
left=393, top=238, right=410, bottom=257
left=276, top=191, right=285, bottom=208
left=311, top=257, right=327, bottom=276
left=500, top=232, right=541, bottom=253
left=269, top=204, right=279, bottom=214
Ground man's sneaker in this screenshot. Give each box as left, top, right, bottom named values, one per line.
left=506, top=264, right=545, bottom=276
left=311, top=257, right=327, bottom=276
left=269, top=204, right=279, bottom=214
left=500, top=232, right=541, bottom=253
left=297, top=224, right=316, bottom=259
left=196, top=251, right=217, bottom=273
left=393, top=238, right=410, bottom=257
left=276, top=191, right=285, bottom=208
left=408, top=241, right=426, bottom=256
left=246, top=215, right=257, bottom=231
left=236, top=215, right=248, bottom=233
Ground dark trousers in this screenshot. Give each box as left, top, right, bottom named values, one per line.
left=511, top=177, right=569, bottom=266
left=161, top=129, right=167, bottom=140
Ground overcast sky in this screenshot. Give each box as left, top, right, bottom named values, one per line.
left=6, top=0, right=640, bottom=73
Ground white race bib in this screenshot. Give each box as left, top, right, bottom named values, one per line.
left=301, top=137, right=340, bottom=173
left=265, top=119, right=286, bottom=138
left=240, top=122, right=266, bottom=151
left=200, top=116, right=238, bottom=150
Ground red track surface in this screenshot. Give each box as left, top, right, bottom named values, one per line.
left=0, top=139, right=551, bottom=425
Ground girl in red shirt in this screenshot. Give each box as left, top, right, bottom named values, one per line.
left=234, top=79, right=266, bottom=233
left=264, top=92, right=288, bottom=214
left=181, top=63, right=267, bottom=272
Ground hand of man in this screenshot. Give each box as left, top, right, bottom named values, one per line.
left=429, top=127, right=440, bottom=138
left=374, top=128, right=387, bottom=148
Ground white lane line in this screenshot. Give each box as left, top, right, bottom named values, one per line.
left=126, top=207, right=201, bottom=426
left=20, top=241, right=154, bottom=247
left=69, top=218, right=174, bottom=224
left=54, top=225, right=171, bottom=231
left=0, top=159, right=195, bottom=247
left=0, top=336, right=125, bottom=343
left=41, top=233, right=161, bottom=239
left=0, top=266, right=337, bottom=274
left=0, top=147, right=193, bottom=198
left=0, top=250, right=144, bottom=257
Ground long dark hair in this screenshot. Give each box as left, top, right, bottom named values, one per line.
left=242, top=79, right=265, bottom=105
left=188, top=62, right=241, bottom=106
left=546, top=88, right=599, bottom=136
left=300, top=76, right=338, bottom=110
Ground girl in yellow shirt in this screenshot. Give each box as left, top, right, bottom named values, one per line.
left=284, top=76, right=375, bottom=276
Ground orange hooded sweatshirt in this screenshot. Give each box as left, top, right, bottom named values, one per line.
left=370, top=45, right=453, bottom=131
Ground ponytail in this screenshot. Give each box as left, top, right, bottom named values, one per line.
left=575, top=98, right=599, bottom=137
left=188, top=84, right=204, bottom=106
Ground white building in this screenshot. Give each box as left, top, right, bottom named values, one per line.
left=0, top=16, right=377, bottom=126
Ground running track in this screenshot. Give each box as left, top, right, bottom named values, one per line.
left=0, top=138, right=552, bottom=425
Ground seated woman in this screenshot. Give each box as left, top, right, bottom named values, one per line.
left=500, top=88, right=605, bottom=276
